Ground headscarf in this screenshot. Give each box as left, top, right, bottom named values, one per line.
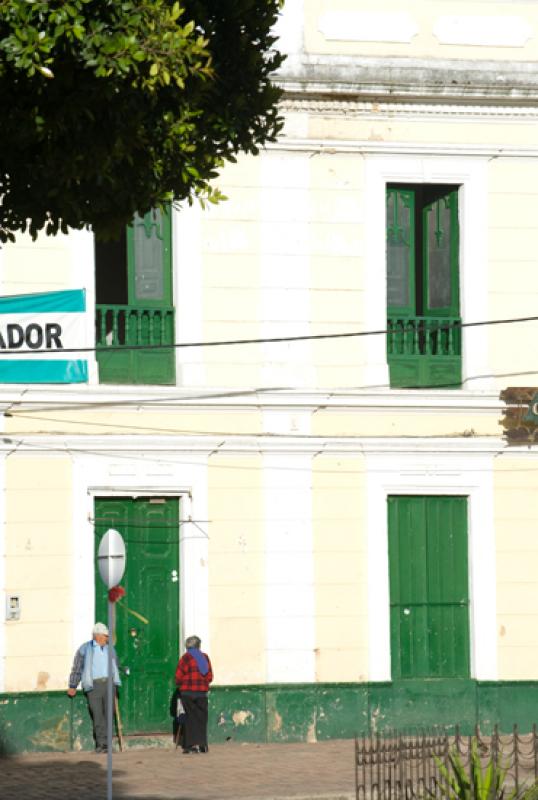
left=187, top=647, right=209, bottom=676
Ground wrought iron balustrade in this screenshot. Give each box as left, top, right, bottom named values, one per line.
left=355, top=725, right=538, bottom=799
left=387, top=316, right=461, bottom=358
left=95, top=305, right=174, bottom=348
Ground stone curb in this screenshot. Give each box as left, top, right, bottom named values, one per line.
left=236, top=795, right=355, bottom=800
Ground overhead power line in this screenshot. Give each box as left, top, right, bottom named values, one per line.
left=1, top=314, right=538, bottom=356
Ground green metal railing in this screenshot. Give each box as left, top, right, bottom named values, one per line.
left=387, top=315, right=461, bottom=358
left=95, top=305, right=175, bottom=348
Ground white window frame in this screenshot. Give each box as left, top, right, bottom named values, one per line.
left=71, top=450, right=209, bottom=656
left=364, top=444, right=497, bottom=681
left=363, top=155, right=490, bottom=391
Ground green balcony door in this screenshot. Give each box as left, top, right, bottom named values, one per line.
left=388, top=495, right=470, bottom=679
left=94, top=497, right=180, bottom=733
left=386, top=185, right=461, bottom=388
left=96, top=207, right=175, bottom=385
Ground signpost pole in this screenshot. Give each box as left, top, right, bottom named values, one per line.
left=97, top=529, right=126, bottom=800
left=107, top=598, right=113, bottom=800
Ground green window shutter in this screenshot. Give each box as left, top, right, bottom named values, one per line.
left=386, top=188, right=415, bottom=318
left=422, top=189, right=459, bottom=318
left=127, top=207, right=172, bottom=308
left=388, top=495, right=470, bottom=679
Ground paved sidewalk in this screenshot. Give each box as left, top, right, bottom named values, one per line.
left=0, top=739, right=356, bottom=800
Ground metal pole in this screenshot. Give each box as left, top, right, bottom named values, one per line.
left=107, top=599, right=113, bottom=800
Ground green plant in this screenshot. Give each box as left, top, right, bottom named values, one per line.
left=428, top=740, right=538, bottom=799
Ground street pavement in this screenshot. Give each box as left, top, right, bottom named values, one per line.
left=0, top=738, right=356, bottom=800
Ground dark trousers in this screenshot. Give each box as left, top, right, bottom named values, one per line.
left=86, top=679, right=109, bottom=749
left=181, top=692, right=208, bottom=749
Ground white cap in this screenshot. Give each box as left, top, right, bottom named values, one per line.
left=93, top=622, right=109, bottom=636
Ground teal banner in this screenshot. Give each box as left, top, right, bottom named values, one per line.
left=0, top=289, right=88, bottom=383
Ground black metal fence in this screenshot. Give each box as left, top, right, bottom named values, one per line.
left=355, top=726, right=538, bottom=799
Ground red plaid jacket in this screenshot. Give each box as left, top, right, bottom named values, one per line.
left=175, top=651, right=213, bottom=692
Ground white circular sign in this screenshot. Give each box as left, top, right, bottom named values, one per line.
left=97, top=528, right=126, bottom=589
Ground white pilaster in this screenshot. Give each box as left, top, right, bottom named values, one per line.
left=67, top=228, right=97, bottom=384
left=264, top=453, right=315, bottom=682
left=260, top=153, right=314, bottom=387
left=273, top=0, right=304, bottom=57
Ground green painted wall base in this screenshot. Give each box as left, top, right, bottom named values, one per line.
left=2, top=680, right=538, bottom=754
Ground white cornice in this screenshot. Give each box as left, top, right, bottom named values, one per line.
left=268, top=137, right=538, bottom=158
left=280, top=96, right=538, bottom=122
left=0, top=386, right=505, bottom=414
left=276, top=54, right=538, bottom=104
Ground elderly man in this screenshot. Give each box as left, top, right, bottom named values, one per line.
left=67, top=622, right=121, bottom=753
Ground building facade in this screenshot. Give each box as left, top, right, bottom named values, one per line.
left=2, top=0, right=538, bottom=750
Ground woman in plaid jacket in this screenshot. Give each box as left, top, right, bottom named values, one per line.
left=175, top=635, right=213, bottom=753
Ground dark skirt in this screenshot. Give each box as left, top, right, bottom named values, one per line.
left=181, top=691, right=208, bottom=749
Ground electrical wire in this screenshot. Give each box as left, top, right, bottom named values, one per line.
left=1, top=385, right=292, bottom=414
left=0, top=412, right=511, bottom=438
left=91, top=517, right=210, bottom=544
left=91, top=518, right=210, bottom=529
left=1, top=313, right=538, bottom=356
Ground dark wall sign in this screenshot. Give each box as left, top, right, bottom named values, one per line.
left=500, top=388, right=538, bottom=444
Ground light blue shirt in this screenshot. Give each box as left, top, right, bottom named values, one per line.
left=91, top=640, right=109, bottom=680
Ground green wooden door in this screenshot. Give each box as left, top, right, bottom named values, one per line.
left=94, top=497, right=180, bottom=733
left=388, top=495, right=470, bottom=679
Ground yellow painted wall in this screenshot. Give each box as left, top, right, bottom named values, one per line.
left=313, top=455, right=368, bottom=681
left=208, top=454, right=266, bottom=683
left=307, top=116, right=538, bottom=147
left=1, top=231, right=74, bottom=296
left=312, top=411, right=499, bottom=439
left=4, top=455, right=73, bottom=692
left=5, top=404, right=501, bottom=442
left=4, top=409, right=263, bottom=437
left=195, top=150, right=368, bottom=389
left=488, top=159, right=538, bottom=390
left=494, top=456, right=538, bottom=679
left=308, top=155, right=369, bottom=387
left=200, top=156, right=263, bottom=387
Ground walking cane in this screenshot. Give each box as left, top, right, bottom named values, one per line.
left=114, top=695, right=125, bottom=752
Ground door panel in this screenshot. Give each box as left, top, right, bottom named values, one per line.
left=94, top=497, right=179, bottom=733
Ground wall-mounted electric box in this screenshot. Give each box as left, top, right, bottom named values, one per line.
left=6, top=594, right=21, bottom=621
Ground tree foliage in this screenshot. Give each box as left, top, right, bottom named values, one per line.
left=0, top=0, right=285, bottom=242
